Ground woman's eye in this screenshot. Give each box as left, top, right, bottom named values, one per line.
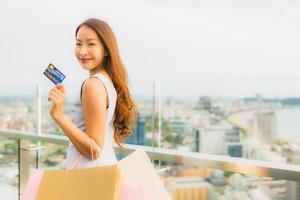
left=76, top=43, right=81, bottom=46
left=88, top=43, right=95, bottom=46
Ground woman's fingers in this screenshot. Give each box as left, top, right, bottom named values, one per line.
left=48, top=94, right=58, bottom=103
left=48, top=85, right=66, bottom=105
left=49, top=88, right=65, bottom=100
left=50, top=88, right=62, bottom=97
left=56, top=84, right=66, bottom=94
left=52, top=87, right=65, bottom=97
left=48, top=84, right=66, bottom=117
left=48, top=89, right=64, bottom=102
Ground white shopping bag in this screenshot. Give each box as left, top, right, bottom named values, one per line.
left=118, top=149, right=171, bottom=200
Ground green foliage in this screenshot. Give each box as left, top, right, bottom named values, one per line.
left=152, top=140, right=159, bottom=148
left=44, top=158, right=59, bottom=167
left=163, top=132, right=184, bottom=147
left=54, top=147, right=66, bottom=155
left=4, top=142, right=18, bottom=154
left=223, top=171, right=233, bottom=178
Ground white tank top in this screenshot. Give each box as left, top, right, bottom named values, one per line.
left=65, top=73, right=118, bottom=169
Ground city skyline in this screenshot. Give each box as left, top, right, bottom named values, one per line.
left=2, top=76, right=300, bottom=99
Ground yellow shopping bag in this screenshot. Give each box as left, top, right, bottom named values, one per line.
left=36, top=164, right=120, bottom=200
left=36, top=138, right=120, bottom=200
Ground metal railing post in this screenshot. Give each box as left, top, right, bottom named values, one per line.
left=36, top=85, right=42, bottom=169
left=18, top=139, right=20, bottom=200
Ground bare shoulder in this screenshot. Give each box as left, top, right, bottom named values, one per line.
left=83, top=77, right=106, bottom=92
left=82, top=77, right=107, bottom=100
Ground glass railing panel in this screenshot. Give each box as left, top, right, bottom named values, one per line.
left=0, top=136, right=18, bottom=200
left=35, top=142, right=67, bottom=169
left=0, top=131, right=297, bottom=199
left=0, top=85, right=37, bottom=199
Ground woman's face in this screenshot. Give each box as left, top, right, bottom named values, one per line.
left=75, top=25, right=106, bottom=71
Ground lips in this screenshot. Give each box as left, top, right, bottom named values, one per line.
left=80, top=58, right=92, bottom=64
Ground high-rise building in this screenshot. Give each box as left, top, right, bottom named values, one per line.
left=225, top=129, right=243, bottom=157
left=126, top=114, right=146, bottom=145
left=197, top=96, right=212, bottom=112
left=199, top=128, right=226, bottom=155
left=227, top=143, right=243, bottom=158
left=170, top=119, right=189, bottom=135
left=225, top=128, right=240, bottom=142
left=256, top=112, right=277, bottom=142
left=195, top=129, right=201, bottom=152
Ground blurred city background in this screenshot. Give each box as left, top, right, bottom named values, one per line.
left=1, top=78, right=300, bottom=199
left=1, top=0, right=300, bottom=199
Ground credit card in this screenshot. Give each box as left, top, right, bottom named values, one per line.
left=43, top=63, right=65, bottom=85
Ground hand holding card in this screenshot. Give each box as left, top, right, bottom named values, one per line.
left=48, top=83, right=67, bottom=118
left=43, top=63, right=65, bottom=85
left=44, top=63, right=66, bottom=118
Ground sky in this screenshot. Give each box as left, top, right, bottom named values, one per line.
left=1, top=0, right=300, bottom=97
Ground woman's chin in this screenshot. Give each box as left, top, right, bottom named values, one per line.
left=81, top=64, right=91, bottom=70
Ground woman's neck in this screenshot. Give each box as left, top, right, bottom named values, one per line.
left=89, top=66, right=106, bottom=77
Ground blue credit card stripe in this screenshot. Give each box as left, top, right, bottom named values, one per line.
left=45, top=70, right=61, bottom=82
left=44, top=70, right=55, bottom=81
left=46, top=70, right=63, bottom=82
left=46, top=68, right=64, bottom=80
left=49, top=64, right=65, bottom=79
left=46, top=67, right=65, bottom=80
left=50, top=68, right=65, bottom=79
left=44, top=63, right=65, bottom=85
left=44, top=71, right=58, bottom=84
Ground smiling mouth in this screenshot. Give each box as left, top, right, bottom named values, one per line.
left=80, top=59, right=92, bottom=64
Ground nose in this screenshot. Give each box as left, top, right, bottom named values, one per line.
left=79, top=46, right=88, bottom=57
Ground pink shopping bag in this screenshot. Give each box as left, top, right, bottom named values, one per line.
left=120, top=184, right=149, bottom=200
left=21, top=169, right=44, bottom=200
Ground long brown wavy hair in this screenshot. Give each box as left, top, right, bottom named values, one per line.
left=75, top=18, right=137, bottom=147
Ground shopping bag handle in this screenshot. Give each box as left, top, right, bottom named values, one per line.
left=68, top=137, right=102, bottom=169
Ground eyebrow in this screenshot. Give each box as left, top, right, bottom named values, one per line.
left=76, top=38, right=97, bottom=42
